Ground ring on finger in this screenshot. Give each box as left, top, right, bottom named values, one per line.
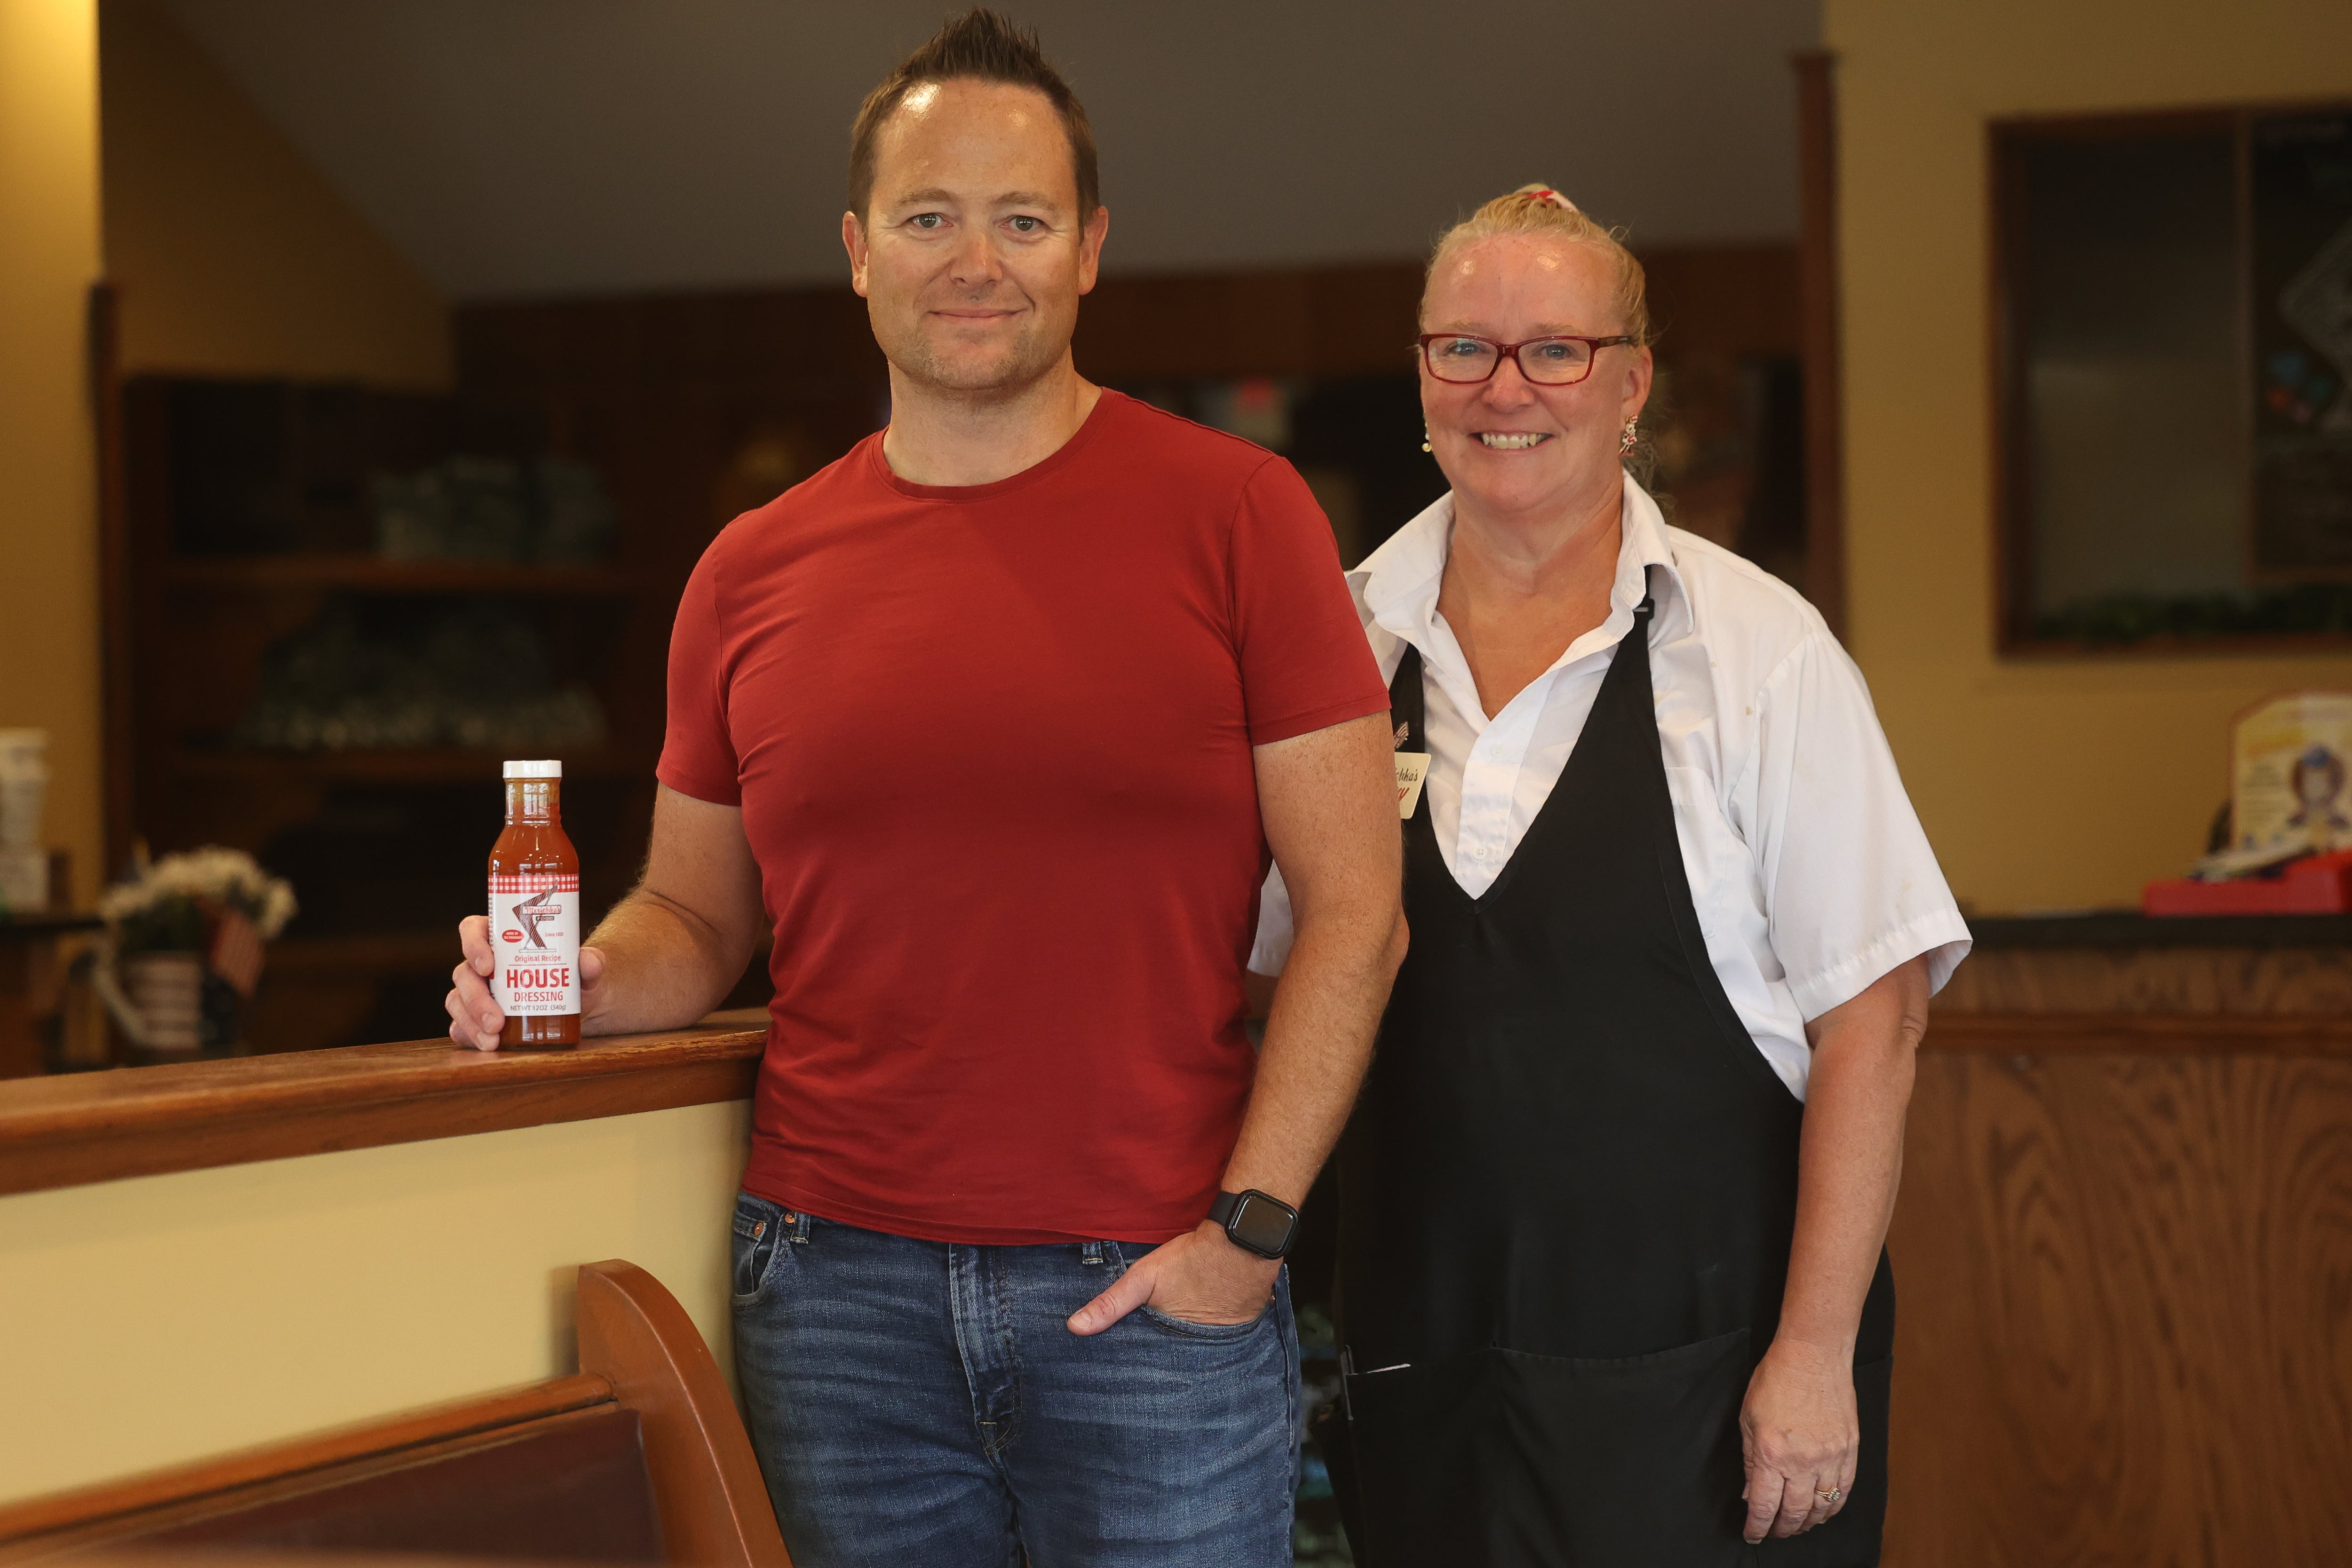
left=1815, top=1486, right=1842, bottom=1505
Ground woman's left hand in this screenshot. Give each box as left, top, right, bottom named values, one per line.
left=1738, top=1335, right=1858, bottom=1543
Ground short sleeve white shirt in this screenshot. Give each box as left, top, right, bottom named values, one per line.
left=1250, top=474, right=1971, bottom=1100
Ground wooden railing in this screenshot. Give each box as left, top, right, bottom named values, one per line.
left=0, top=1009, right=767, bottom=1197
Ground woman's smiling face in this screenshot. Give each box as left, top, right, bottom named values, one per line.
left=1418, top=235, right=1653, bottom=524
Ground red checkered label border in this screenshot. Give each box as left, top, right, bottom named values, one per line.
left=490, top=872, right=579, bottom=894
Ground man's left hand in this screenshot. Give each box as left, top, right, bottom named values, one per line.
left=1066, top=1220, right=1279, bottom=1335
left=1739, top=1335, right=1859, bottom=1542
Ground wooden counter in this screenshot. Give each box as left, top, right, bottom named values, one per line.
left=1892, top=914, right=2352, bottom=1567
left=0, top=1009, right=767, bottom=1197
left=2, top=921, right=2344, bottom=1560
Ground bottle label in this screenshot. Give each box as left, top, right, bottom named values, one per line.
left=489, top=871, right=580, bottom=1016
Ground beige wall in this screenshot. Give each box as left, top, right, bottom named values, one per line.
left=1827, top=0, right=2352, bottom=913
left=101, top=0, right=451, bottom=388
left=0, top=1101, right=750, bottom=1508
left=0, top=0, right=105, bottom=907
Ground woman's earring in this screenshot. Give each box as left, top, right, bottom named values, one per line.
left=1421, top=427, right=1433, bottom=453
left=1619, top=418, right=1639, bottom=454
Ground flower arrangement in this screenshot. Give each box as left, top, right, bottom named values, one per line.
left=99, top=847, right=297, bottom=955
left=95, top=848, right=298, bottom=1055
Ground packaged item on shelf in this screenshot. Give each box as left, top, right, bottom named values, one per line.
left=0, top=729, right=48, bottom=847
left=370, top=456, right=616, bottom=564
left=229, top=603, right=608, bottom=754
left=2230, top=691, right=2352, bottom=855
left=0, top=730, right=51, bottom=914
left=0, top=847, right=45, bottom=914
left=534, top=458, right=618, bottom=564
left=2145, top=692, right=2352, bottom=915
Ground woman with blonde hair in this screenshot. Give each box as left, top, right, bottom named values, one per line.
left=1249, top=186, right=1970, bottom=1563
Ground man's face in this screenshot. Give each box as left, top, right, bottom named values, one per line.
left=844, top=79, right=1107, bottom=397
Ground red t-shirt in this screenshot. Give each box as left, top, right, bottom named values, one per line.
left=659, top=390, right=1386, bottom=1244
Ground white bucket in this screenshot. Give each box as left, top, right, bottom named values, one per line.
left=121, top=951, right=205, bottom=1053
left=0, top=729, right=49, bottom=849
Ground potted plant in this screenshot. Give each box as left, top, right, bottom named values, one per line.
left=95, top=847, right=296, bottom=1056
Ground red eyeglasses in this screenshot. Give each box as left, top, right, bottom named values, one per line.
left=1417, top=333, right=1635, bottom=386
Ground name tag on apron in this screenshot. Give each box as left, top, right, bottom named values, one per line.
left=1394, top=752, right=1430, bottom=819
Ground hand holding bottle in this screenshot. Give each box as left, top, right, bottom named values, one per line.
left=446, top=918, right=609, bottom=1050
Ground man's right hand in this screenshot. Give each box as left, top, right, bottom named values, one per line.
left=445, top=915, right=606, bottom=1050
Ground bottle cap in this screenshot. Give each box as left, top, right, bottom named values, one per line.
left=503, top=760, right=563, bottom=779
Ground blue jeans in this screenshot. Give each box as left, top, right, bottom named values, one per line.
left=730, top=1193, right=1299, bottom=1568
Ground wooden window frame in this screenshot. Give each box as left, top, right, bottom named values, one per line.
left=1989, top=97, right=2352, bottom=659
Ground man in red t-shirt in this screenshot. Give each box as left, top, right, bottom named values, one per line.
left=447, top=11, right=1400, bottom=1566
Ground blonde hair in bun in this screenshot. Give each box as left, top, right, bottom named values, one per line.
left=1422, top=182, right=1653, bottom=349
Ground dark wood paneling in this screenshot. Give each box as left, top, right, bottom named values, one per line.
left=464, top=252, right=1795, bottom=407
left=1643, top=244, right=1802, bottom=360
left=1928, top=1011, right=2352, bottom=1056
left=0, top=1375, right=616, bottom=1545
left=1887, top=1050, right=2352, bottom=1566
left=1794, top=49, right=1845, bottom=637
left=90, top=283, right=134, bottom=883
left=1937, top=945, right=2352, bottom=1017
left=1968, top=912, right=2352, bottom=948
left=0, top=1010, right=765, bottom=1196
left=81, top=1407, right=664, bottom=1560
left=1078, top=264, right=1427, bottom=381
left=458, top=286, right=882, bottom=398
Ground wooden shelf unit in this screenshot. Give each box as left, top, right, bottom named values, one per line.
left=104, top=374, right=685, bottom=1058
left=163, top=556, right=639, bottom=596
left=165, top=745, right=644, bottom=787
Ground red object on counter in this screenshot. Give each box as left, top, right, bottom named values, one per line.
left=2142, top=849, right=2352, bottom=915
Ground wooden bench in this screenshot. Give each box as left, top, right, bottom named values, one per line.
left=0, top=1260, right=791, bottom=1566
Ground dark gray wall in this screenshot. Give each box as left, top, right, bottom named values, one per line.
left=162, top=0, right=1818, bottom=299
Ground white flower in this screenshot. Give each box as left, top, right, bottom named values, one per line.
left=101, top=847, right=298, bottom=941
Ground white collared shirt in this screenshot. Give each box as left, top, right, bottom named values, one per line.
left=1250, top=473, right=1971, bottom=1099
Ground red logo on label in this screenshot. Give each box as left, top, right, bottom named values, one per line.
left=501, top=929, right=524, bottom=944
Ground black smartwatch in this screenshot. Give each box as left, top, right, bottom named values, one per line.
left=1208, top=1188, right=1300, bottom=1260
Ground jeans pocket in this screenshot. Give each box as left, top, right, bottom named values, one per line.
left=1101, top=1240, right=1276, bottom=1339
left=731, top=1193, right=786, bottom=1305
left=1138, top=1300, right=1271, bottom=1339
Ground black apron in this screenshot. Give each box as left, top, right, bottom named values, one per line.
left=1328, top=590, right=1895, bottom=1568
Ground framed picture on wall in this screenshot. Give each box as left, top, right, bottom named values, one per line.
left=2252, top=111, right=2352, bottom=579
left=1992, top=100, right=2352, bottom=651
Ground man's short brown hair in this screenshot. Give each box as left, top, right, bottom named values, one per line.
left=848, top=8, right=1099, bottom=220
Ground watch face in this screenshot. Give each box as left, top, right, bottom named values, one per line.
left=1230, top=1192, right=1296, bottom=1257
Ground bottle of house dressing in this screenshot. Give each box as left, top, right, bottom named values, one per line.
left=489, top=759, right=580, bottom=1047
